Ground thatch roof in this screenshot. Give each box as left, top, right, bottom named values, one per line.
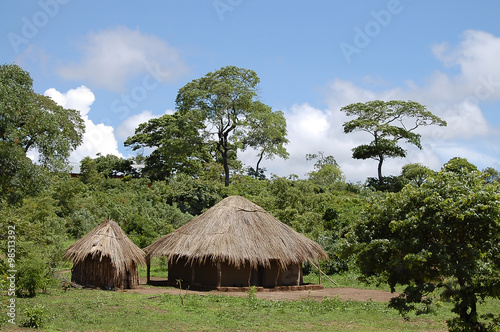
left=64, top=219, right=146, bottom=274
left=145, top=196, right=328, bottom=270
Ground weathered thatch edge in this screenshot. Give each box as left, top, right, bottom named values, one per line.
left=145, top=196, right=328, bottom=271
left=64, top=219, right=146, bottom=277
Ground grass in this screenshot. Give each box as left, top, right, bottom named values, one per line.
left=3, top=286, right=454, bottom=331
left=8, top=264, right=496, bottom=331
left=304, top=270, right=405, bottom=292
left=137, top=257, right=169, bottom=279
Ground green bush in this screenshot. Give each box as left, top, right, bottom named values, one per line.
left=16, top=251, right=54, bottom=297
left=21, top=304, right=47, bottom=328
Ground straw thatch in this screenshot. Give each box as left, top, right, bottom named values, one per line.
left=145, top=195, right=328, bottom=271
left=64, top=219, right=146, bottom=289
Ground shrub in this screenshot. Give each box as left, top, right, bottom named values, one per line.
left=21, top=304, right=47, bottom=328
left=16, top=251, right=54, bottom=297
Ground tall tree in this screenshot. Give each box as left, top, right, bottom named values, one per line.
left=0, top=64, right=84, bottom=203
left=237, top=101, right=289, bottom=177
left=340, top=100, right=446, bottom=186
left=175, top=66, right=285, bottom=186
left=347, top=160, right=500, bottom=331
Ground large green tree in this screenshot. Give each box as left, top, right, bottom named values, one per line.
left=124, top=109, right=210, bottom=180
left=0, top=64, right=84, bottom=203
left=175, top=66, right=287, bottom=186
left=340, top=100, right=446, bottom=186
left=347, top=159, right=500, bottom=331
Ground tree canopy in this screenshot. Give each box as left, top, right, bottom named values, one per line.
left=80, top=154, right=138, bottom=180
left=0, top=64, right=84, bottom=203
left=340, top=100, right=446, bottom=187
left=124, top=109, right=209, bottom=180
left=175, top=66, right=288, bottom=186
left=306, top=152, right=345, bottom=188
left=347, top=160, right=500, bottom=330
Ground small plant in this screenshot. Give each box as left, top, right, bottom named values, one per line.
left=176, top=279, right=185, bottom=306
left=21, top=304, right=47, bottom=328
left=246, top=286, right=257, bottom=299
left=246, top=286, right=258, bottom=309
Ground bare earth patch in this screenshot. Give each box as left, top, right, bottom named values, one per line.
left=126, top=277, right=397, bottom=302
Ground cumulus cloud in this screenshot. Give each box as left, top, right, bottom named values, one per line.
left=433, top=30, right=500, bottom=89
left=45, top=85, right=95, bottom=116
left=44, top=86, right=122, bottom=166
left=116, top=109, right=175, bottom=140
left=56, top=26, right=189, bottom=92
left=256, top=31, right=500, bottom=182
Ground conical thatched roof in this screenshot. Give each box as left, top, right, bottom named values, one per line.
left=145, top=196, right=328, bottom=270
left=64, top=219, right=146, bottom=274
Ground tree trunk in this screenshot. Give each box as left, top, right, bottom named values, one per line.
left=377, top=155, right=384, bottom=186
left=222, top=133, right=230, bottom=187
left=223, top=150, right=230, bottom=187
left=218, top=117, right=236, bottom=187
left=255, top=150, right=265, bottom=178
left=456, top=278, right=480, bottom=331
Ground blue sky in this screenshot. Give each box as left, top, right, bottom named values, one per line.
left=1, top=0, right=499, bottom=182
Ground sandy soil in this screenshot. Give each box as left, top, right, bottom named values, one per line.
left=125, top=278, right=398, bottom=302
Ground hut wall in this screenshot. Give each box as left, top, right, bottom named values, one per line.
left=168, top=258, right=303, bottom=288
left=71, top=255, right=139, bottom=289
left=277, top=264, right=303, bottom=286
left=260, top=261, right=303, bottom=287
left=125, top=262, right=140, bottom=289
left=194, top=261, right=218, bottom=286
left=168, top=257, right=194, bottom=285
left=261, top=261, right=280, bottom=287
left=220, top=262, right=252, bottom=287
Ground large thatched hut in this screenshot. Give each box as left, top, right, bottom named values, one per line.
left=145, top=196, right=328, bottom=288
left=64, top=219, right=146, bottom=289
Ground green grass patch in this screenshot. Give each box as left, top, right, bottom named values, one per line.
left=138, top=257, right=169, bottom=279
left=303, top=270, right=405, bottom=293
left=23, top=265, right=496, bottom=331
left=1, top=285, right=461, bottom=331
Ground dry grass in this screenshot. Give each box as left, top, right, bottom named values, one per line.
left=64, top=219, right=146, bottom=288
left=145, top=196, right=328, bottom=270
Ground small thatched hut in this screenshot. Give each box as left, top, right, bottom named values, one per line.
left=64, top=219, right=146, bottom=289
left=145, top=196, right=328, bottom=288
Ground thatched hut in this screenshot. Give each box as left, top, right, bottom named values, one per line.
left=145, top=196, right=328, bottom=288
left=64, top=219, right=146, bottom=289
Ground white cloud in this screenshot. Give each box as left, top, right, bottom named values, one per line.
left=56, top=26, right=189, bottom=92
left=260, top=31, right=500, bottom=182
left=44, top=86, right=122, bottom=166
left=239, top=102, right=381, bottom=181
left=45, top=85, right=95, bottom=116
left=116, top=110, right=156, bottom=140
left=116, top=109, right=175, bottom=140
left=433, top=30, right=500, bottom=89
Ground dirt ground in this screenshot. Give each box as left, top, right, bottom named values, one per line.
left=125, top=278, right=398, bottom=302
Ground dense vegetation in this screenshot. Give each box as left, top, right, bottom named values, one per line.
left=1, top=64, right=499, bottom=331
